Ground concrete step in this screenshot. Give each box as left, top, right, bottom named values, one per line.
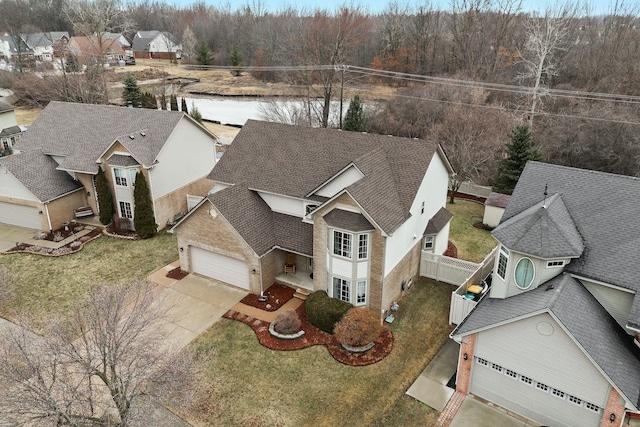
left=294, top=288, right=312, bottom=300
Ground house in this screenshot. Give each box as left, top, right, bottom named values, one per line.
left=103, top=32, right=132, bottom=57
left=451, top=161, right=640, bottom=426
left=0, top=35, right=30, bottom=63
left=44, top=31, right=70, bottom=60
left=172, top=120, right=454, bottom=319
left=0, top=101, right=217, bottom=231
left=482, top=191, right=510, bottom=228
left=0, top=101, right=21, bottom=156
left=68, top=36, right=126, bottom=65
left=132, top=31, right=182, bottom=60
left=19, top=33, right=54, bottom=61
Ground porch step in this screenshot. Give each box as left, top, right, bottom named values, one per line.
left=294, top=288, right=312, bottom=301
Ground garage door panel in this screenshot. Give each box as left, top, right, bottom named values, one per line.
left=470, top=357, right=603, bottom=427
left=190, top=247, right=249, bottom=290
left=0, top=202, right=41, bottom=229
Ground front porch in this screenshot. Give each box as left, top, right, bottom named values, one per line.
left=275, top=269, right=314, bottom=291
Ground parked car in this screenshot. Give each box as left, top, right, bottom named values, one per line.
left=125, top=57, right=135, bottom=65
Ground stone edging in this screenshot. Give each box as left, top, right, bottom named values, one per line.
left=268, top=321, right=305, bottom=339
left=341, top=342, right=375, bottom=353
left=2, top=232, right=102, bottom=257
left=102, top=229, right=139, bottom=240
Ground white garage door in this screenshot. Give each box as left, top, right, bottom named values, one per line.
left=190, top=246, right=250, bottom=290
left=470, top=357, right=603, bottom=427
left=0, top=202, right=41, bottom=229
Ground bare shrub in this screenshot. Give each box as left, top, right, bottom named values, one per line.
left=115, top=217, right=132, bottom=231
left=273, top=309, right=301, bottom=335
left=333, top=308, right=382, bottom=348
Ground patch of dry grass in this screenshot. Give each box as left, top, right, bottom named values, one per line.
left=14, top=107, right=42, bottom=126
left=187, top=278, right=453, bottom=427
left=447, top=199, right=497, bottom=263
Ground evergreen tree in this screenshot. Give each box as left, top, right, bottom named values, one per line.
left=122, top=74, right=142, bottom=107
left=181, top=97, right=188, bottom=113
left=342, top=94, right=369, bottom=132
left=141, top=92, right=157, bottom=109
left=160, top=93, right=167, bottom=110
left=133, top=171, right=157, bottom=239
left=65, top=53, right=80, bottom=73
left=494, top=125, right=543, bottom=195
left=195, top=41, right=214, bottom=66
left=229, top=47, right=243, bottom=76
left=170, top=94, right=178, bottom=111
left=96, top=167, right=114, bottom=225
left=190, top=102, right=203, bottom=124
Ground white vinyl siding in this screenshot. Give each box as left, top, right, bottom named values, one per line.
left=190, top=246, right=249, bottom=290
left=581, top=279, right=635, bottom=333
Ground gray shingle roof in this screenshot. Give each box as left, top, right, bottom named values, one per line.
left=500, top=161, right=640, bottom=293
left=206, top=184, right=313, bottom=257
left=0, top=149, right=83, bottom=202
left=17, top=101, right=184, bottom=174
left=424, top=207, right=453, bottom=235
left=0, top=125, right=21, bottom=137
left=492, top=193, right=584, bottom=259
left=210, top=120, right=443, bottom=235
left=0, top=101, right=14, bottom=113
left=132, top=31, right=179, bottom=52
left=453, top=274, right=640, bottom=408
left=324, top=209, right=375, bottom=232
left=108, top=154, right=139, bottom=167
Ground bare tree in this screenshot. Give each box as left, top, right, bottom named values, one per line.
left=181, top=26, right=197, bottom=64
left=0, top=282, right=199, bottom=426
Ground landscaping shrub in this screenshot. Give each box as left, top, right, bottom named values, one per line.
left=115, top=217, right=132, bottom=231
left=334, top=308, right=382, bottom=348
left=305, top=291, right=352, bottom=334
left=273, top=309, right=301, bottom=335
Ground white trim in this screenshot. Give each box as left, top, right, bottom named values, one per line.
left=514, top=257, right=535, bottom=290
left=569, top=274, right=635, bottom=294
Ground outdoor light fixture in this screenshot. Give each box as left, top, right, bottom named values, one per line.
left=463, top=353, right=468, bottom=361
left=610, top=413, right=616, bottom=422
left=252, top=268, right=256, bottom=274
left=179, top=247, right=184, bottom=252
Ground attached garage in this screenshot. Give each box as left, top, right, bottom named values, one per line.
left=190, top=246, right=250, bottom=290
left=470, top=357, right=603, bottom=427
left=0, top=201, right=41, bottom=229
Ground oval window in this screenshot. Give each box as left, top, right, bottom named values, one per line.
left=514, top=258, right=535, bottom=289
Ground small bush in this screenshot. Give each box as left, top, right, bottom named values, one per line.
left=273, top=309, right=301, bottom=335
left=305, top=291, right=353, bottom=334
left=115, top=217, right=132, bottom=231
left=334, top=308, right=382, bottom=348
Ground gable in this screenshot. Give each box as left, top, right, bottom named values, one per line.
left=0, top=163, right=39, bottom=202
left=312, top=163, right=364, bottom=198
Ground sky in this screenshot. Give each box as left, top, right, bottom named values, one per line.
left=166, top=0, right=622, bottom=16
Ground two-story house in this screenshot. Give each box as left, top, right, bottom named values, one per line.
left=172, top=120, right=454, bottom=319
left=452, top=161, right=640, bottom=427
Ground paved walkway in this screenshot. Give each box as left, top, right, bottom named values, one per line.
left=0, top=223, right=96, bottom=252
left=231, top=298, right=303, bottom=323
left=407, top=339, right=459, bottom=411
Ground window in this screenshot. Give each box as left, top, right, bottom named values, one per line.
left=333, top=277, right=350, bottom=302
left=119, top=201, right=132, bottom=219
left=585, top=402, right=600, bottom=413
left=546, top=260, right=565, bottom=268
left=130, top=169, right=138, bottom=186
left=491, top=363, right=503, bottom=373
left=424, top=235, right=434, bottom=250
left=552, top=389, right=565, bottom=399
left=536, top=382, right=549, bottom=392
left=568, top=395, right=582, bottom=406
left=515, top=258, right=535, bottom=289
left=477, top=358, right=488, bottom=366
left=520, top=375, right=533, bottom=385
left=358, top=234, right=368, bottom=259
left=114, top=168, right=128, bottom=186
left=333, top=231, right=352, bottom=258
left=305, top=204, right=318, bottom=215
left=505, top=369, right=517, bottom=379
left=2, top=140, right=8, bottom=150
left=497, top=246, right=509, bottom=279
left=356, top=281, right=367, bottom=305
left=421, top=201, right=425, bottom=214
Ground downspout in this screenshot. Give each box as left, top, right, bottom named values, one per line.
left=44, top=202, right=52, bottom=233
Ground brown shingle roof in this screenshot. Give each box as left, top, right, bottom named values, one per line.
left=424, top=207, right=453, bottom=235
left=324, top=209, right=375, bottom=232
left=18, top=101, right=184, bottom=174
left=210, top=120, right=443, bottom=235
left=485, top=192, right=511, bottom=208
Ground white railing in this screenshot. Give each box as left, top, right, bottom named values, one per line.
left=420, top=252, right=480, bottom=285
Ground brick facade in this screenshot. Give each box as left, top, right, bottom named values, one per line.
left=153, top=177, right=214, bottom=230
left=600, top=388, right=626, bottom=427
left=379, top=239, right=422, bottom=316
left=46, top=190, right=86, bottom=230
left=456, top=333, right=476, bottom=395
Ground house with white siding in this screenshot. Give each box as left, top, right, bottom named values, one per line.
left=452, top=161, right=640, bottom=426
left=172, top=120, right=454, bottom=319
left=0, top=102, right=217, bottom=232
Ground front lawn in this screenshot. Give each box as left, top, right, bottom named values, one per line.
left=447, top=199, right=497, bottom=263
left=188, top=277, right=454, bottom=427
left=0, top=231, right=178, bottom=331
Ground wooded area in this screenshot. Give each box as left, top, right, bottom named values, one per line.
left=1, top=0, right=639, bottom=184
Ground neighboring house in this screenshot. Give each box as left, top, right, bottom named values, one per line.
left=68, top=36, right=126, bottom=65
left=0, top=35, right=30, bottom=63
left=1, top=101, right=217, bottom=231
left=451, top=161, right=640, bottom=426
left=0, top=101, right=21, bottom=156
left=45, top=31, right=70, bottom=60
left=132, top=31, right=182, bottom=60
left=172, top=120, right=454, bottom=320
left=103, top=32, right=132, bottom=56
left=20, top=33, right=54, bottom=61
left=482, top=191, right=510, bottom=228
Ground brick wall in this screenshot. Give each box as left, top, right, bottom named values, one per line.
left=153, top=177, right=214, bottom=230
left=261, top=248, right=287, bottom=291
left=456, top=333, right=476, bottom=395
left=600, top=388, right=626, bottom=427
left=379, top=239, right=422, bottom=317
left=46, top=190, right=86, bottom=230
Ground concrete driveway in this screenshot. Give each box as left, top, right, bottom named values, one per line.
left=0, top=224, right=38, bottom=252
left=150, top=271, right=248, bottom=350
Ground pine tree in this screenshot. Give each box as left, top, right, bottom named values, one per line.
left=181, top=97, right=188, bottom=113
left=170, top=94, right=178, bottom=111
left=229, top=47, right=243, bottom=76
left=160, top=93, right=167, bottom=110
left=190, top=102, right=203, bottom=124
left=96, top=167, right=114, bottom=225
left=494, top=125, right=543, bottom=195
left=195, top=41, right=214, bottom=66
left=343, top=95, right=369, bottom=132
left=122, top=74, right=142, bottom=107
left=133, top=171, right=157, bottom=239
left=65, top=53, right=80, bottom=72
left=141, top=92, right=157, bottom=109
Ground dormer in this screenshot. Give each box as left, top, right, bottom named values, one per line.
left=490, top=194, right=584, bottom=299
left=308, top=163, right=364, bottom=199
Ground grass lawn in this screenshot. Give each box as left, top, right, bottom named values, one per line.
left=188, top=278, right=454, bottom=427
left=0, top=231, right=178, bottom=332
left=447, top=199, right=497, bottom=263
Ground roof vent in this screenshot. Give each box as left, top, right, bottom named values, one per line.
left=140, top=130, right=146, bottom=137
left=545, top=284, right=555, bottom=291
left=129, top=134, right=135, bottom=140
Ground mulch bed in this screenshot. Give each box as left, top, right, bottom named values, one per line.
left=5, top=228, right=103, bottom=256
left=239, top=283, right=295, bottom=311
left=37, top=224, right=86, bottom=241
left=166, top=267, right=189, bottom=280
left=223, top=284, right=394, bottom=366
left=443, top=240, right=458, bottom=258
